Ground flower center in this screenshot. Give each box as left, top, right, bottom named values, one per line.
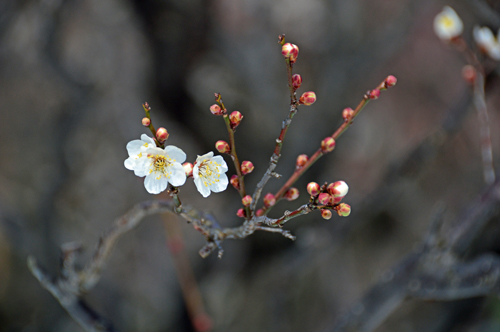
left=150, top=155, right=173, bottom=179
left=440, top=16, right=454, bottom=28
left=198, top=160, right=221, bottom=187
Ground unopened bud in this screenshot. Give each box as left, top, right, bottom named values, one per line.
left=296, top=154, right=308, bottom=167
left=210, top=104, right=223, bottom=115
left=337, top=203, right=351, bottom=217
left=256, top=209, right=265, bottom=217
left=292, top=74, right=302, bottom=90
left=229, top=111, right=243, bottom=128
left=285, top=187, right=299, bottom=201
left=263, top=193, right=276, bottom=207
left=282, top=43, right=299, bottom=61
left=321, top=209, right=332, bottom=220
left=327, top=181, right=349, bottom=198
left=182, top=162, right=193, bottom=177
left=342, top=107, right=354, bottom=121
left=368, top=89, right=381, bottom=100
left=230, top=175, right=240, bottom=190
left=307, top=182, right=320, bottom=196
left=321, top=137, right=336, bottom=153
left=236, top=208, right=246, bottom=218
left=241, top=161, right=254, bottom=175
left=385, top=75, right=397, bottom=87
left=156, top=127, right=169, bottom=142
left=317, top=193, right=331, bottom=206
left=215, top=140, right=230, bottom=154
left=142, top=117, right=151, bottom=126
left=462, top=65, right=476, bottom=84
left=299, top=91, right=316, bottom=106
left=242, top=195, right=253, bottom=207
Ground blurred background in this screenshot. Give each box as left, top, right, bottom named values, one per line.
left=1, top=0, right=500, bottom=331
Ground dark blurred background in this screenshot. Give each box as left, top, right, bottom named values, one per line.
left=1, top=0, right=500, bottom=331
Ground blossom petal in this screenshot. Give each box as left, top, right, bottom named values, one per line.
left=168, top=163, right=187, bottom=186
left=140, top=134, right=156, bottom=146
left=210, top=173, right=228, bottom=193
left=164, top=146, right=187, bottom=164
left=124, top=157, right=136, bottom=170
left=144, top=172, right=168, bottom=194
left=126, top=139, right=144, bottom=157
left=194, top=177, right=211, bottom=197
left=212, top=155, right=228, bottom=172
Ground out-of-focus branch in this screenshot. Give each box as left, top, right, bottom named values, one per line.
left=328, top=179, right=500, bottom=332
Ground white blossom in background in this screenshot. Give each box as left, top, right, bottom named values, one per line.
left=124, top=134, right=156, bottom=175
left=125, top=137, right=187, bottom=194
left=434, top=6, right=463, bottom=41
left=193, top=152, right=229, bottom=197
left=473, top=26, right=500, bottom=60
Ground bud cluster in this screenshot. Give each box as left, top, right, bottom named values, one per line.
left=307, top=181, right=350, bottom=218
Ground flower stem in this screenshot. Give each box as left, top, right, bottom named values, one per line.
left=251, top=58, right=298, bottom=211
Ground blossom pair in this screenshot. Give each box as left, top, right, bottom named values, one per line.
left=124, top=134, right=228, bottom=196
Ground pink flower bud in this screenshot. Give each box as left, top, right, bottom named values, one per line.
left=327, top=181, right=349, bottom=197
left=342, top=107, right=354, bottom=121
left=292, top=74, right=302, bottom=90
left=285, top=187, right=299, bottom=201
left=368, top=89, right=381, bottom=100
left=299, top=91, right=316, bottom=106
left=321, top=209, right=332, bottom=220
left=263, top=193, right=276, bottom=207
left=242, top=195, right=253, bottom=207
left=331, top=196, right=343, bottom=205
left=236, top=208, right=246, bottom=218
left=229, top=111, right=243, bottom=129
left=317, top=193, right=331, bottom=206
left=215, top=140, right=230, bottom=154
left=156, top=127, right=169, bottom=142
left=336, top=203, right=351, bottom=217
left=256, top=209, right=265, bottom=217
left=142, top=117, right=151, bottom=126
left=282, top=43, right=299, bottom=60
left=385, top=75, right=397, bottom=87
left=462, top=65, right=476, bottom=85
left=210, top=104, right=223, bottom=115
left=321, top=137, right=336, bottom=153
left=230, top=175, right=240, bottom=190
left=241, top=161, right=254, bottom=175
left=182, top=162, right=193, bottom=177
left=307, top=182, right=320, bottom=196
left=296, top=154, right=308, bottom=167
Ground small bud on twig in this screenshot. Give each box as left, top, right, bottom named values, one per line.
left=307, top=182, right=320, bottom=196
left=242, top=195, right=253, bottom=207
left=263, top=193, right=276, bottom=207
left=284, top=187, right=299, bottom=201
left=215, top=140, right=230, bottom=154
left=299, top=91, right=316, bottom=106
left=296, top=154, right=308, bottom=167
left=210, top=104, right=223, bottom=115
left=182, top=162, right=193, bottom=177
left=236, top=208, right=246, bottom=218
left=256, top=209, right=265, bottom=217
left=229, top=111, right=243, bottom=129
left=336, top=203, right=351, bottom=217
left=368, top=89, right=381, bottom=100
left=385, top=75, right=397, bottom=88
left=241, top=161, right=254, bottom=175
left=321, top=137, right=336, bottom=153
left=321, top=209, right=332, bottom=220
left=156, top=127, right=169, bottom=142
left=342, top=107, right=354, bottom=122
left=230, top=175, right=240, bottom=190
left=292, top=74, right=302, bottom=90
left=142, top=117, right=151, bottom=126
left=282, top=43, right=299, bottom=63
left=317, top=193, right=331, bottom=206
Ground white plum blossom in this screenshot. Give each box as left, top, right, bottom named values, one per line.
left=124, top=134, right=156, bottom=175
left=434, top=6, right=463, bottom=41
left=125, top=136, right=187, bottom=194
left=473, top=26, right=500, bottom=61
left=193, top=152, right=229, bottom=197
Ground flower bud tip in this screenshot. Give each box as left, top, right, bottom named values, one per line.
left=321, top=137, right=336, bottom=153
left=156, top=127, right=169, bottom=142
left=241, top=161, right=254, bottom=175
left=299, top=91, right=316, bottom=106
left=215, top=140, right=230, bottom=154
